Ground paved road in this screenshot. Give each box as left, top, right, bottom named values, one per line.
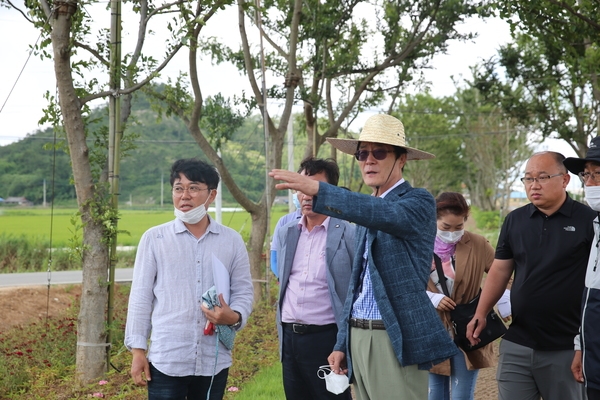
left=0, top=268, right=134, bottom=288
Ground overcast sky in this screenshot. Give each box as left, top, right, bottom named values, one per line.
left=0, top=4, right=517, bottom=143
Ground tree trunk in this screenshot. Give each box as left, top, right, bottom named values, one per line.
left=51, top=1, right=109, bottom=383
left=249, top=205, right=268, bottom=299
left=304, top=102, right=316, bottom=159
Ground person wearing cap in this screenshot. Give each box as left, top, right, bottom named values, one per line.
left=564, top=137, right=600, bottom=400
left=467, top=151, right=595, bottom=400
left=269, top=114, right=458, bottom=400
left=276, top=157, right=354, bottom=400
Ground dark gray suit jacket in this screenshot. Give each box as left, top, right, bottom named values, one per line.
left=276, top=216, right=355, bottom=360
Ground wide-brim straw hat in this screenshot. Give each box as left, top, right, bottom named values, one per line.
left=564, top=136, right=600, bottom=174
left=327, top=114, right=435, bottom=160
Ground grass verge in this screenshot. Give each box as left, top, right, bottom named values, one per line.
left=0, top=282, right=281, bottom=399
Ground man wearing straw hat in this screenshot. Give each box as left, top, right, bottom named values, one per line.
left=270, top=114, right=458, bottom=399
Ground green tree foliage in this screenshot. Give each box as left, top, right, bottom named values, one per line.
left=397, top=93, right=467, bottom=195
left=0, top=102, right=268, bottom=206
left=452, top=84, right=530, bottom=211
left=482, top=0, right=600, bottom=156
left=0, top=135, right=73, bottom=202
left=395, top=90, right=530, bottom=211
left=217, top=0, right=492, bottom=159
left=473, top=33, right=598, bottom=157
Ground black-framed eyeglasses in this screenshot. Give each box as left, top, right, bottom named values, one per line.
left=520, top=173, right=564, bottom=185
left=172, top=185, right=211, bottom=197
left=354, top=149, right=393, bottom=161
left=578, top=171, right=600, bottom=184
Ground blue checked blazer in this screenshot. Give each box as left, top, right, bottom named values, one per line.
left=312, top=180, right=459, bottom=375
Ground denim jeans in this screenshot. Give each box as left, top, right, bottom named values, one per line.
left=147, top=363, right=229, bottom=400
left=428, top=352, right=478, bottom=400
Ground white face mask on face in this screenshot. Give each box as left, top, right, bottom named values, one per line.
left=585, top=185, right=600, bottom=211
left=292, top=192, right=301, bottom=210
left=174, top=197, right=211, bottom=224
left=436, top=229, right=464, bottom=244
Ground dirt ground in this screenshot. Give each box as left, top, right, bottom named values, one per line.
left=0, top=284, right=500, bottom=399
left=0, top=285, right=82, bottom=332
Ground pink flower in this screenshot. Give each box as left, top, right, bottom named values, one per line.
left=92, top=393, right=104, bottom=398
left=227, top=386, right=239, bottom=392
left=98, top=380, right=108, bottom=385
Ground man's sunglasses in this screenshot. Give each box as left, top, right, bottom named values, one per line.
left=354, top=149, right=393, bottom=161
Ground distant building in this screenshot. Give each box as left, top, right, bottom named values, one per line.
left=2, top=197, right=33, bottom=206
left=508, top=191, right=528, bottom=210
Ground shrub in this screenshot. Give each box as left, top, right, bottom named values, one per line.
left=0, top=233, right=136, bottom=273
left=471, top=207, right=501, bottom=231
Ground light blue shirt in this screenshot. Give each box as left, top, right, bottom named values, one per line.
left=270, top=210, right=302, bottom=277
left=352, top=179, right=404, bottom=320
left=124, top=217, right=254, bottom=377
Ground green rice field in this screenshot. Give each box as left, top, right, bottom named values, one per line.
left=0, top=206, right=290, bottom=247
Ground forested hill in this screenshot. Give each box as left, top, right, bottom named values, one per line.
left=0, top=94, right=269, bottom=206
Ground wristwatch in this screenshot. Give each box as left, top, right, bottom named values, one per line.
left=230, top=311, right=242, bottom=328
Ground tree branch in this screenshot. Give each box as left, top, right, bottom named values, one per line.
left=250, top=20, right=287, bottom=59
left=80, top=41, right=184, bottom=104
left=6, top=0, right=35, bottom=23
left=38, top=0, right=52, bottom=20
left=74, top=40, right=109, bottom=66
left=146, top=0, right=186, bottom=20
left=237, top=0, right=264, bottom=109
left=546, top=0, right=600, bottom=31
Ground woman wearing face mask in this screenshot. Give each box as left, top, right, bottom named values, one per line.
left=426, top=192, right=510, bottom=400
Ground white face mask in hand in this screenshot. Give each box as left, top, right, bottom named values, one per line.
left=174, top=197, right=210, bottom=225
left=317, top=365, right=349, bottom=395
left=585, top=185, right=600, bottom=211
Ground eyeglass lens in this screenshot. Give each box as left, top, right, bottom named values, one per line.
left=355, top=149, right=389, bottom=161
left=172, top=186, right=208, bottom=196
left=579, top=172, right=600, bottom=182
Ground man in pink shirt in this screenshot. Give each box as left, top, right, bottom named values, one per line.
left=276, top=157, right=355, bottom=400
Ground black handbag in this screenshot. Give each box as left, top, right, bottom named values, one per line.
left=434, top=254, right=507, bottom=352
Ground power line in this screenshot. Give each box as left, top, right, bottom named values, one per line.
left=0, top=9, right=55, bottom=116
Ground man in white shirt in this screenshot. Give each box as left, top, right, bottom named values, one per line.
left=125, top=158, right=254, bottom=400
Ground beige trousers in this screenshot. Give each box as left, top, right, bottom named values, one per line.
left=350, top=326, right=428, bottom=400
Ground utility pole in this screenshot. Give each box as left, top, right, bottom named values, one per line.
left=106, top=0, right=122, bottom=368
left=256, top=0, right=271, bottom=296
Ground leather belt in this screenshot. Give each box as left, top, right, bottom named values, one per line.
left=282, top=322, right=336, bottom=334
left=350, top=318, right=386, bottom=330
